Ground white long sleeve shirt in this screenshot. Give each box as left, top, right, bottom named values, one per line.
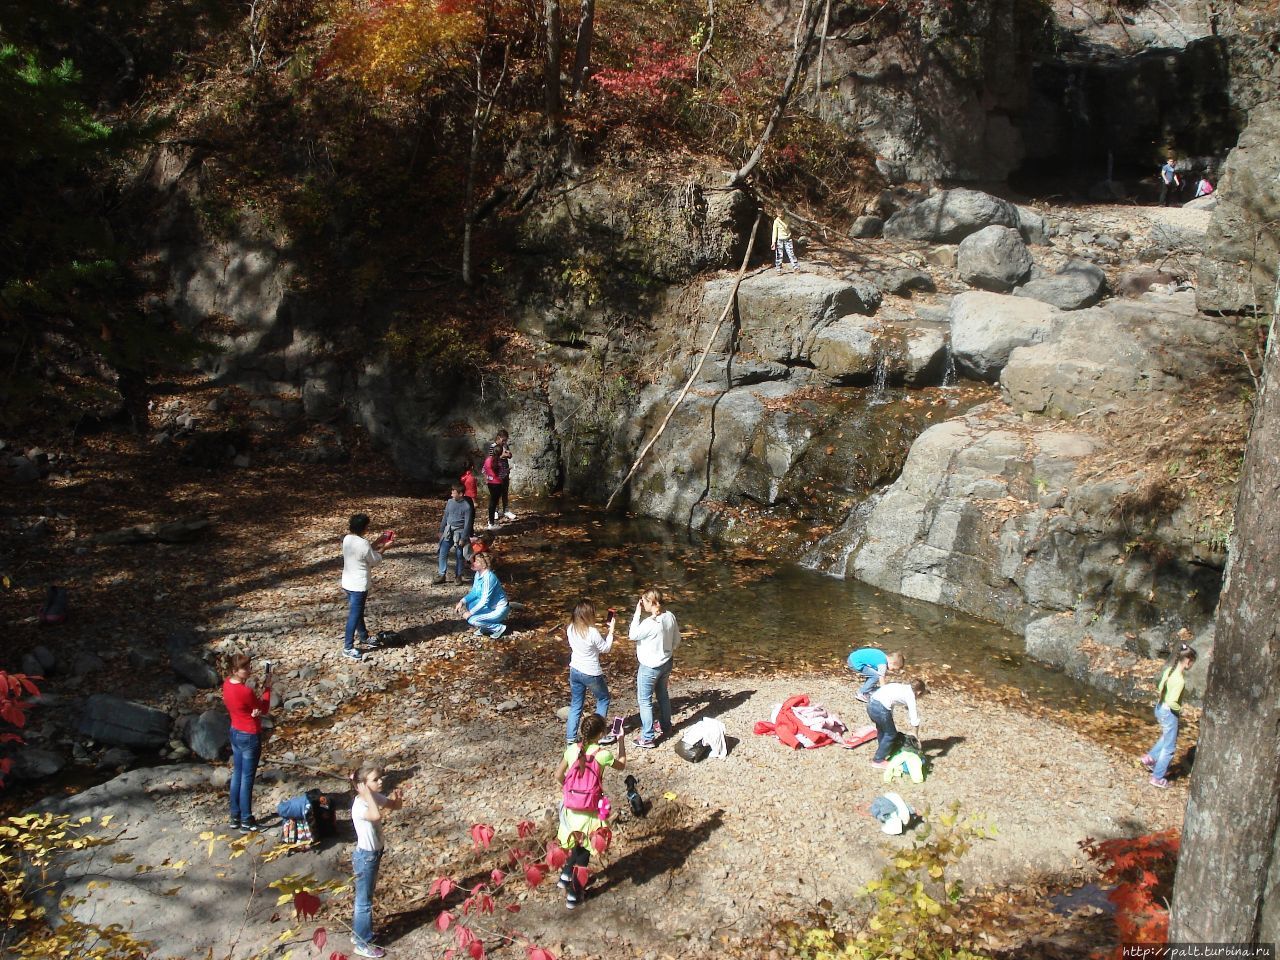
left=870, top=683, right=920, bottom=727
left=341, top=534, right=382, bottom=592
left=631, top=606, right=679, bottom=668
left=567, top=624, right=613, bottom=676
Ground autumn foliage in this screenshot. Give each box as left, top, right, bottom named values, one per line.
left=425, top=817, right=614, bottom=959
left=0, top=672, right=40, bottom=787
left=1081, top=829, right=1181, bottom=956
left=322, top=0, right=485, bottom=91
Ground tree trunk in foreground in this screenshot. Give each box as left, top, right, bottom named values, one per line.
left=1169, top=314, right=1280, bottom=943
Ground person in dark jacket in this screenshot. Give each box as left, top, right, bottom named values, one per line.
left=434, top=484, right=474, bottom=584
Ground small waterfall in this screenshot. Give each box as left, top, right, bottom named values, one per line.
left=941, top=341, right=957, bottom=389
left=869, top=354, right=890, bottom=406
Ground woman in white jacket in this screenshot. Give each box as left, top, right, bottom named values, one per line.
left=630, top=588, right=679, bottom=748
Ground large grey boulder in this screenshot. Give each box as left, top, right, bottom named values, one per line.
left=1001, top=291, right=1239, bottom=417
left=1015, top=261, right=1107, bottom=310
left=1198, top=100, right=1280, bottom=314
left=948, top=291, right=1062, bottom=381
left=850, top=215, right=884, bottom=239
left=79, top=695, right=171, bottom=749
left=957, top=226, right=1033, bottom=292
left=700, top=272, right=881, bottom=364
left=170, top=650, right=219, bottom=689
left=12, top=747, right=67, bottom=781
left=884, top=189, right=1033, bottom=244
left=185, top=706, right=231, bottom=761
left=812, top=317, right=948, bottom=386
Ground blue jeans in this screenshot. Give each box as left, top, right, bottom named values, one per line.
left=637, top=660, right=673, bottom=743
left=567, top=668, right=610, bottom=743
left=1150, top=704, right=1180, bottom=779
left=438, top=534, right=466, bottom=578
left=351, top=847, right=383, bottom=948
left=228, top=729, right=260, bottom=823
left=344, top=589, right=368, bottom=650
left=854, top=669, right=882, bottom=698
left=867, top=700, right=898, bottom=762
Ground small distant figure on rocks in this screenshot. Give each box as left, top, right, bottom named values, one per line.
left=454, top=552, right=509, bottom=638
left=867, top=679, right=926, bottom=768
left=1194, top=175, right=1215, bottom=198
left=482, top=430, right=514, bottom=529
left=555, top=713, right=626, bottom=910
left=565, top=599, right=616, bottom=745
left=341, top=514, right=395, bottom=663
left=349, top=761, right=405, bottom=959
left=1159, top=156, right=1182, bottom=206
left=222, top=653, right=271, bottom=832
left=434, top=484, right=474, bottom=585
left=630, top=588, right=679, bottom=749
left=1142, top=641, right=1197, bottom=789
left=847, top=647, right=904, bottom=703
left=772, top=212, right=798, bottom=271
left=459, top=458, right=478, bottom=511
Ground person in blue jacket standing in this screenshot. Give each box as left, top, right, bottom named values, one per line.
left=847, top=647, right=904, bottom=702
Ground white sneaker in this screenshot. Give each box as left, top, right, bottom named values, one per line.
left=486, top=522, right=498, bottom=530
left=502, top=511, right=516, bottom=521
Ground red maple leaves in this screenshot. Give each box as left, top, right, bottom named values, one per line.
left=1081, top=829, right=1181, bottom=955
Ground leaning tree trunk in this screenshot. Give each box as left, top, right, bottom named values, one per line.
left=569, top=0, right=594, bottom=98
left=1169, top=307, right=1280, bottom=942
left=727, top=0, right=822, bottom=188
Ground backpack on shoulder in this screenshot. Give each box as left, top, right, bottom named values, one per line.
left=562, top=748, right=603, bottom=812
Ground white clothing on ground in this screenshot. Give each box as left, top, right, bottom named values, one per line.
left=680, top=718, right=728, bottom=759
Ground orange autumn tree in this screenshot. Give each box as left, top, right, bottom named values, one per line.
left=323, top=0, right=485, bottom=92
left=322, top=0, right=532, bottom=284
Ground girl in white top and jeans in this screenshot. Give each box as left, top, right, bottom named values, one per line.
left=350, top=762, right=404, bottom=959
left=564, top=600, right=615, bottom=745
left=867, top=680, right=927, bottom=766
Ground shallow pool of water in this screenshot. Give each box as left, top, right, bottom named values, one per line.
left=498, top=502, right=1126, bottom=714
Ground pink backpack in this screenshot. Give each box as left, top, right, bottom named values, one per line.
left=562, top=746, right=603, bottom=812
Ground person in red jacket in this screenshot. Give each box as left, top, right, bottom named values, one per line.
left=222, top=654, right=272, bottom=831
left=459, top=458, right=479, bottom=511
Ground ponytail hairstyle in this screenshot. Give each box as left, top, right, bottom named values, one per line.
left=351, top=760, right=384, bottom=790
left=570, top=600, right=596, bottom=639
left=576, top=715, right=607, bottom=770
left=1158, top=641, right=1198, bottom=696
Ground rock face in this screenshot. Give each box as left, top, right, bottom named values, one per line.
left=948, top=291, right=1062, bottom=381
left=884, top=190, right=1040, bottom=245
left=519, top=178, right=756, bottom=283
left=79, top=695, right=171, bottom=749
left=1198, top=100, right=1280, bottom=314
left=957, top=226, right=1033, bottom=292
left=700, top=273, right=882, bottom=364
left=1015, top=261, right=1106, bottom=310
left=1001, top=292, right=1233, bottom=417
left=812, top=317, right=947, bottom=386
left=836, top=405, right=1221, bottom=692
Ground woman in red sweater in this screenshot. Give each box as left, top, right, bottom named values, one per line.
left=222, top=654, right=272, bottom=831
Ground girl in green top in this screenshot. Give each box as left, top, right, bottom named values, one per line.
left=1141, top=642, right=1197, bottom=788
left=554, top=714, right=626, bottom=909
